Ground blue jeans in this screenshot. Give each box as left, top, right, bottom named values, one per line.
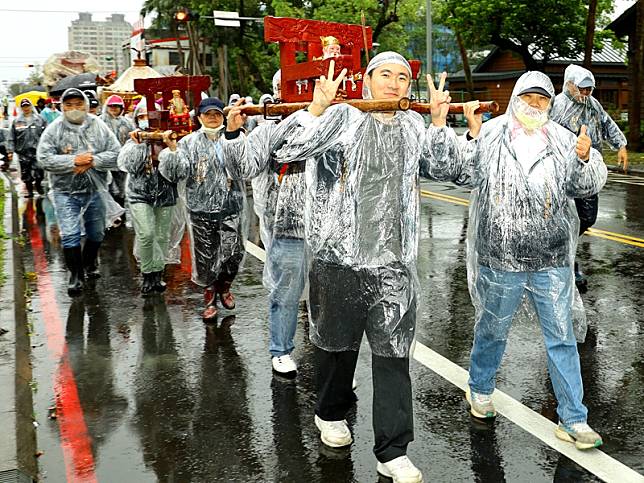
left=268, top=237, right=306, bottom=357
left=53, top=191, right=106, bottom=248
left=468, top=266, right=588, bottom=424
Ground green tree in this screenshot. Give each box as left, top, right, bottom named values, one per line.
left=142, top=0, right=426, bottom=98
left=435, top=0, right=591, bottom=71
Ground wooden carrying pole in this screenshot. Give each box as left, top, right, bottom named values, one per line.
left=224, top=99, right=499, bottom=117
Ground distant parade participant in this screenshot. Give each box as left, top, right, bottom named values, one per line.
left=8, top=99, right=47, bottom=197
left=117, top=100, right=178, bottom=296
left=101, top=94, right=135, bottom=208
left=427, top=71, right=606, bottom=450
left=37, top=88, right=120, bottom=296
left=40, top=98, right=61, bottom=125
left=159, top=97, right=245, bottom=321
left=84, top=90, right=100, bottom=116
left=550, top=64, right=627, bottom=291
left=235, top=53, right=470, bottom=483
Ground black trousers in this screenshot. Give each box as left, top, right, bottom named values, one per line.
left=18, top=154, right=44, bottom=185
left=315, top=347, right=414, bottom=463
left=189, top=210, right=244, bottom=289
left=574, top=194, right=598, bottom=235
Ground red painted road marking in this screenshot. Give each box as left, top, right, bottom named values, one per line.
left=26, top=202, right=98, bottom=483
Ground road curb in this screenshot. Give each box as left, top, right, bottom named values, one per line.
left=606, top=164, right=644, bottom=176
left=0, top=174, right=37, bottom=482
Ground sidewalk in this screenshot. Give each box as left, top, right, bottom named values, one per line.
left=0, top=174, right=37, bottom=483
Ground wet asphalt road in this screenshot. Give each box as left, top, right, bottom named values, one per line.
left=18, top=172, right=644, bottom=482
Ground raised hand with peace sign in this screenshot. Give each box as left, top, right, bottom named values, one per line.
left=428, top=72, right=451, bottom=127
left=308, top=60, right=348, bottom=117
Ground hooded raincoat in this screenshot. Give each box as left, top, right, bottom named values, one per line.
left=37, top=89, right=121, bottom=247
left=117, top=124, right=180, bottom=274
left=550, top=64, right=626, bottom=234
left=257, top=53, right=468, bottom=358
left=429, top=72, right=607, bottom=423
left=158, top=128, right=246, bottom=288
left=9, top=100, right=47, bottom=185
left=101, top=103, right=135, bottom=203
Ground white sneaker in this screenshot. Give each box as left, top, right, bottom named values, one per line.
left=377, top=456, right=423, bottom=483
left=272, top=354, right=297, bottom=378
left=314, top=415, right=352, bottom=448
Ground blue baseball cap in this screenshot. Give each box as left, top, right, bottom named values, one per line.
left=198, top=97, right=225, bottom=115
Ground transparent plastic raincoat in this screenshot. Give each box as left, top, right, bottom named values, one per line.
left=9, top=99, right=47, bottom=184
left=158, top=129, right=246, bottom=288
left=222, top=120, right=306, bottom=289
left=428, top=72, right=607, bottom=346
left=550, top=65, right=627, bottom=153
left=261, top=59, right=468, bottom=357
left=37, top=89, right=124, bottom=231
left=100, top=110, right=135, bottom=146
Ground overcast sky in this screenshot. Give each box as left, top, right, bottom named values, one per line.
left=0, top=0, right=637, bottom=87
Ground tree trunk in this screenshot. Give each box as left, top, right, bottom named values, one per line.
left=583, top=0, right=598, bottom=69
left=628, top=0, right=643, bottom=151
left=455, top=30, right=474, bottom=99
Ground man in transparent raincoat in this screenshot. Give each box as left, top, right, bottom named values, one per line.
left=101, top=94, right=135, bottom=209
left=221, top=85, right=307, bottom=379
left=226, top=52, right=468, bottom=482
left=158, top=97, right=244, bottom=321
left=37, top=88, right=120, bottom=296
left=550, top=64, right=627, bottom=291
left=429, top=71, right=607, bottom=450
left=117, top=100, right=179, bottom=296
left=8, top=98, right=47, bottom=196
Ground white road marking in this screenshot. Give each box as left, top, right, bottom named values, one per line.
left=244, top=240, right=644, bottom=483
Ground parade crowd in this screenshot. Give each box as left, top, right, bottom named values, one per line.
left=0, top=35, right=629, bottom=482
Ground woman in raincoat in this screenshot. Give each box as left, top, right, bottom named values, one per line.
left=550, top=64, right=628, bottom=291
left=117, top=100, right=179, bottom=295
left=37, top=88, right=120, bottom=296
left=428, top=71, right=607, bottom=450
left=159, top=97, right=245, bottom=321
left=226, top=52, right=468, bottom=483
left=102, top=95, right=135, bottom=209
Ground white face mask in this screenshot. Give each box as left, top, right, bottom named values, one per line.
left=201, top=125, right=224, bottom=139
left=512, top=96, right=549, bottom=130
left=138, top=119, right=149, bottom=130
left=64, top=109, right=87, bottom=124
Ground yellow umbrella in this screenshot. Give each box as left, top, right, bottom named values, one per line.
left=14, top=91, right=47, bottom=106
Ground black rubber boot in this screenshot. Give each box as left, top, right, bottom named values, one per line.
left=141, top=273, right=154, bottom=296
left=83, top=240, right=102, bottom=279
left=63, top=246, right=84, bottom=296
left=152, top=270, right=167, bottom=293
left=574, top=261, right=588, bottom=294
left=35, top=179, right=44, bottom=195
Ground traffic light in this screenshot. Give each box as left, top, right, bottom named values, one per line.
left=175, top=8, right=198, bottom=22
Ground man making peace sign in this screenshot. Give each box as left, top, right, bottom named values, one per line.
left=226, top=52, right=473, bottom=482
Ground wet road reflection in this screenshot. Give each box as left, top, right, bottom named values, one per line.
left=18, top=178, right=644, bottom=481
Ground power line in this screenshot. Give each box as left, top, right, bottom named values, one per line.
left=0, top=9, right=140, bottom=14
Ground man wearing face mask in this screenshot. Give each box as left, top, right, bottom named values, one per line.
left=8, top=98, right=47, bottom=197
left=37, top=88, right=120, bottom=296
left=159, top=97, right=245, bottom=320
left=428, top=71, right=607, bottom=450
left=226, top=52, right=470, bottom=482
left=550, top=64, right=627, bottom=292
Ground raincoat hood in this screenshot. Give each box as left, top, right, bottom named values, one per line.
left=562, top=64, right=596, bottom=103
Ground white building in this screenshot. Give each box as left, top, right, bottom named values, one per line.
left=68, top=13, right=132, bottom=72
